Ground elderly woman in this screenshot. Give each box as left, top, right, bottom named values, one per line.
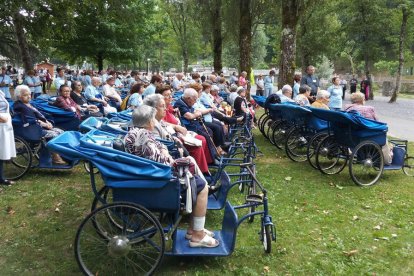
left=344, top=92, right=377, bottom=120
left=70, top=81, right=102, bottom=117
left=54, top=85, right=83, bottom=119
left=276, top=84, right=295, bottom=103
left=124, top=105, right=219, bottom=248
left=294, top=85, right=311, bottom=107
left=126, top=82, right=144, bottom=110
left=345, top=92, right=393, bottom=164
left=0, top=89, right=16, bottom=185
left=327, top=76, right=343, bottom=111
left=311, top=90, right=330, bottom=110
left=13, top=85, right=66, bottom=165
left=144, top=94, right=212, bottom=173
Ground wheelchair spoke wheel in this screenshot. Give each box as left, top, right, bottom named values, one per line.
left=75, top=202, right=164, bottom=276
left=262, top=224, right=272, bottom=254
left=257, top=113, right=268, bottom=133
left=315, top=135, right=348, bottom=175
left=271, top=121, right=290, bottom=150
left=349, top=141, right=384, bottom=186
left=307, top=132, right=328, bottom=169
left=285, top=127, right=311, bottom=162
left=260, top=116, right=272, bottom=138
left=4, top=137, right=32, bottom=180
left=403, top=157, right=414, bottom=176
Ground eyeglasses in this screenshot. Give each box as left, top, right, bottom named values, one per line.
left=164, top=94, right=172, bottom=98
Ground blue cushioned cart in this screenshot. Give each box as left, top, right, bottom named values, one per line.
left=47, top=130, right=276, bottom=275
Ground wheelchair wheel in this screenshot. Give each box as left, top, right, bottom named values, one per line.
left=3, top=136, right=32, bottom=180
left=75, top=202, right=165, bottom=276
left=271, top=121, right=290, bottom=150
left=262, top=224, right=272, bottom=254
left=261, top=116, right=273, bottom=139
left=349, top=141, right=384, bottom=186
left=307, top=132, right=329, bottom=169
left=257, top=113, right=268, bottom=133
left=315, top=135, right=348, bottom=175
left=285, top=127, right=311, bottom=162
left=83, top=161, right=100, bottom=174
left=403, top=157, right=414, bottom=176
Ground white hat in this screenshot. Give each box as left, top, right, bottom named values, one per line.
left=236, top=86, right=246, bottom=94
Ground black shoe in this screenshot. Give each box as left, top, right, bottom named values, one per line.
left=0, top=179, right=15, bottom=186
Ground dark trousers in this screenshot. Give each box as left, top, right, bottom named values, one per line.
left=212, top=111, right=238, bottom=125
left=204, top=120, right=225, bottom=147
left=0, top=160, right=4, bottom=182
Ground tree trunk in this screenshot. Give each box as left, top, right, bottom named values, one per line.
left=12, top=12, right=33, bottom=71
left=96, top=52, right=104, bottom=72
left=278, top=1, right=299, bottom=89
left=389, top=6, right=408, bottom=103
left=182, top=47, right=189, bottom=73
left=212, top=0, right=223, bottom=74
left=239, top=0, right=252, bottom=79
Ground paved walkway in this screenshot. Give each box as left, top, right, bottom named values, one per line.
left=250, top=86, right=414, bottom=141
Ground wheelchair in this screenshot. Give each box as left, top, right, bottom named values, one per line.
left=311, top=108, right=413, bottom=186
left=48, top=130, right=276, bottom=275
left=4, top=115, right=78, bottom=180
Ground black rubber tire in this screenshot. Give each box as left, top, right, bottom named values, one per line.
left=262, top=224, right=272, bottom=254
left=271, top=121, right=290, bottom=150
left=257, top=113, right=268, bottom=133
left=349, top=141, right=384, bottom=186
left=83, top=161, right=100, bottom=174
left=403, top=157, right=414, bottom=176
left=315, top=135, right=348, bottom=175
left=307, top=132, right=329, bottom=169
left=285, top=127, right=311, bottom=162
left=75, top=202, right=165, bottom=276
left=4, top=136, right=32, bottom=180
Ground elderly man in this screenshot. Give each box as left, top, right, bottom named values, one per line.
left=276, top=84, right=295, bottom=103
left=311, top=90, right=330, bottom=110
left=301, top=65, right=319, bottom=96
left=174, top=88, right=226, bottom=156
left=84, top=77, right=116, bottom=115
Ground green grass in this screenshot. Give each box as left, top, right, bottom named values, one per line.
left=0, top=126, right=413, bottom=275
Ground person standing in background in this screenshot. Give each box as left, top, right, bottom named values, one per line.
left=0, top=89, right=16, bottom=185
left=327, top=76, right=343, bottom=111
left=293, top=74, right=301, bottom=99
left=256, top=74, right=264, bottom=96
left=264, top=70, right=275, bottom=97
left=301, top=65, right=319, bottom=97
left=349, top=75, right=358, bottom=93
left=0, top=67, right=12, bottom=100
left=360, top=75, right=371, bottom=101
left=340, top=77, right=347, bottom=100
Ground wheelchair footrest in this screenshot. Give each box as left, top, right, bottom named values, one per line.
left=246, top=194, right=263, bottom=203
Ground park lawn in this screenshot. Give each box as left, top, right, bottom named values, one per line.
left=0, top=125, right=413, bottom=275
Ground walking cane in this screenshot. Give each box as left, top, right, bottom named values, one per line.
left=197, top=117, right=220, bottom=156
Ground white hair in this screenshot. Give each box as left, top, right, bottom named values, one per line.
left=183, top=88, right=198, bottom=99
left=316, top=90, right=330, bottom=100
left=143, top=94, right=164, bottom=108
left=132, top=105, right=156, bottom=127
left=281, top=84, right=292, bottom=95
left=14, top=85, right=31, bottom=100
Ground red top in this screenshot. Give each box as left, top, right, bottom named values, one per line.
left=163, top=105, right=179, bottom=125
left=54, top=96, right=81, bottom=119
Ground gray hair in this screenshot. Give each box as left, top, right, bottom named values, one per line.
left=143, top=93, right=164, bottom=108
left=281, top=84, right=292, bottom=95
left=183, top=88, right=198, bottom=99
left=92, top=77, right=101, bottom=85
left=131, top=105, right=156, bottom=128
left=316, top=90, right=330, bottom=100
left=14, top=85, right=31, bottom=100
left=350, top=92, right=365, bottom=104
